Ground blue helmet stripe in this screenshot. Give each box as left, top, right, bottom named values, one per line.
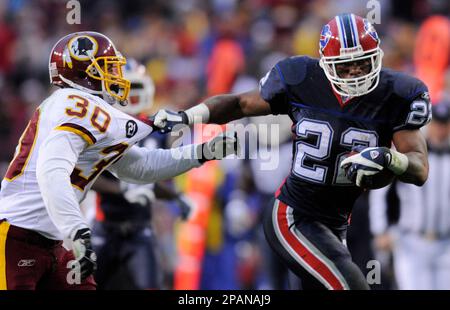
left=349, top=14, right=358, bottom=47
left=350, top=14, right=360, bottom=46
left=342, top=13, right=355, bottom=48
left=338, top=15, right=348, bottom=48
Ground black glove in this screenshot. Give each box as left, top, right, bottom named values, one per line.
left=71, top=228, right=97, bottom=281
left=176, top=195, right=196, bottom=221
left=197, top=131, right=240, bottom=163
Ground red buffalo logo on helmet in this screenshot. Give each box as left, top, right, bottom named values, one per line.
left=320, top=24, right=332, bottom=50
left=363, top=19, right=379, bottom=42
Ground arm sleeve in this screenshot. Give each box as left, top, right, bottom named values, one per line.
left=108, top=144, right=202, bottom=184
left=259, top=64, right=290, bottom=115
left=368, top=186, right=391, bottom=235
left=36, top=130, right=89, bottom=239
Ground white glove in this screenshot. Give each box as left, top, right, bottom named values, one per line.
left=152, top=109, right=187, bottom=133
left=153, top=104, right=210, bottom=133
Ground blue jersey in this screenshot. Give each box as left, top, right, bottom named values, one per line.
left=260, top=56, right=431, bottom=228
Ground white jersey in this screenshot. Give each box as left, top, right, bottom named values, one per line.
left=0, top=88, right=153, bottom=239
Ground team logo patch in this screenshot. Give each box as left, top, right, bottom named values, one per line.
left=18, top=259, right=36, bottom=267
left=370, top=150, right=379, bottom=159
left=126, top=120, right=138, bottom=138
left=363, top=19, right=379, bottom=42
left=68, top=35, right=98, bottom=61
left=320, top=24, right=332, bottom=50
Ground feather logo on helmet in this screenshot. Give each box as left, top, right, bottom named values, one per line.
left=68, top=35, right=98, bottom=61
left=320, top=24, right=332, bottom=50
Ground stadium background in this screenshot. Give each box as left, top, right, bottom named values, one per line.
left=0, top=0, right=449, bottom=289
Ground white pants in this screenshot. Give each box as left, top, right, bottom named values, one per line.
left=393, top=232, right=450, bottom=290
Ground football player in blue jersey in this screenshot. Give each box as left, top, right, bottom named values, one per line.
left=152, top=14, right=431, bottom=290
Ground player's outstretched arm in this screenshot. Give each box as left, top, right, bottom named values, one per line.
left=202, top=90, right=272, bottom=124
left=392, top=129, right=429, bottom=186
left=108, top=131, right=240, bottom=184
left=153, top=89, right=271, bottom=132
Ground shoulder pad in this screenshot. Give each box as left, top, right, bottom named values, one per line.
left=383, top=69, right=428, bottom=101
left=275, top=56, right=314, bottom=86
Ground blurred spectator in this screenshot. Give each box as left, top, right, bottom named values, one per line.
left=1, top=0, right=449, bottom=290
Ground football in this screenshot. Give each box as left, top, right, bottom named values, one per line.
left=359, top=168, right=396, bottom=189
left=344, top=150, right=396, bottom=190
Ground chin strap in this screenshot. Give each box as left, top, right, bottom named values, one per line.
left=59, top=74, right=127, bottom=106
left=58, top=75, right=102, bottom=96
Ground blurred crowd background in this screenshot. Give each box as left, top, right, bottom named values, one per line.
left=0, top=0, right=449, bottom=290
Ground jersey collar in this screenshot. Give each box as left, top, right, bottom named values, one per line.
left=332, top=88, right=355, bottom=108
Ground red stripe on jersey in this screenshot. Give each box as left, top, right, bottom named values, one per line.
left=4, top=109, right=41, bottom=181
left=59, top=122, right=97, bottom=144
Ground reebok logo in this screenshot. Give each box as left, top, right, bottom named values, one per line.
left=18, top=259, right=36, bottom=267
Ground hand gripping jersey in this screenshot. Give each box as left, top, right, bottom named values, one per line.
left=0, top=88, right=153, bottom=239
left=260, top=56, right=431, bottom=228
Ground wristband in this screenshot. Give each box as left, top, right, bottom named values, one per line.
left=388, top=149, right=409, bottom=175
left=184, top=103, right=210, bottom=125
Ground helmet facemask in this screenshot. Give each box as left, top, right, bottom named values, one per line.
left=85, top=55, right=130, bottom=105
left=320, top=47, right=383, bottom=97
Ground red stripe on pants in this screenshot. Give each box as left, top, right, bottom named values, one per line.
left=276, top=201, right=345, bottom=290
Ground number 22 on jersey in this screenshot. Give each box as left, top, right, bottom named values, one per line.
left=293, top=119, right=378, bottom=185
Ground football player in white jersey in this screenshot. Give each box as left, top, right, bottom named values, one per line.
left=0, top=32, right=238, bottom=290
left=91, top=59, right=196, bottom=289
